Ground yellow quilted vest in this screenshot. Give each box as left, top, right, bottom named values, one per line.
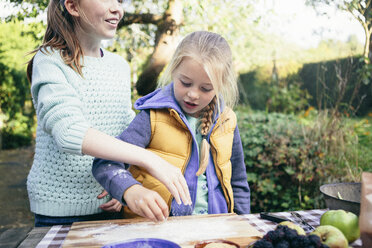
left=124, top=107, right=237, bottom=218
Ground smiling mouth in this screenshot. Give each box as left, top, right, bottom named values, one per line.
left=106, top=19, right=118, bottom=25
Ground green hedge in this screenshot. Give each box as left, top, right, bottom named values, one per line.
left=237, top=110, right=361, bottom=213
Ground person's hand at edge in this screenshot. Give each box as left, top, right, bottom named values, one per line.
left=97, top=190, right=122, bottom=212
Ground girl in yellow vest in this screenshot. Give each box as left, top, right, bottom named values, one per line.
left=93, top=31, right=251, bottom=218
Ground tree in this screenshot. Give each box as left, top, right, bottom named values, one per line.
left=306, top=0, right=372, bottom=63
left=0, top=20, right=43, bottom=148
left=118, top=0, right=183, bottom=95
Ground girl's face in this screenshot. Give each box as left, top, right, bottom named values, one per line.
left=75, top=0, right=124, bottom=42
left=173, top=57, right=216, bottom=118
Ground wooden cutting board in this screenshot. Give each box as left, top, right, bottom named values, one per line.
left=62, top=213, right=262, bottom=248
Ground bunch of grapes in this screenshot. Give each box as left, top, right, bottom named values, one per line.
left=252, top=225, right=329, bottom=248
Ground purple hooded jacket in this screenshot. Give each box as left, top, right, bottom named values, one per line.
left=92, top=83, right=251, bottom=215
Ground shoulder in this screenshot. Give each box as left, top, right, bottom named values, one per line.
left=33, top=47, right=64, bottom=66
left=102, top=49, right=129, bottom=67
left=221, top=107, right=237, bottom=120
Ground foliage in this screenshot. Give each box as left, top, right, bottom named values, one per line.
left=237, top=110, right=366, bottom=213
left=239, top=67, right=312, bottom=114
left=299, top=56, right=371, bottom=116
left=0, top=20, right=44, bottom=149
left=266, top=76, right=312, bottom=114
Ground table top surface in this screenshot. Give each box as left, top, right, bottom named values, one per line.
left=15, top=209, right=362, bottom=248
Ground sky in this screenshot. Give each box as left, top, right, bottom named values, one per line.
left=0, top=0, right=366, bottom=49
left=256, top=0, right=365, bottom=48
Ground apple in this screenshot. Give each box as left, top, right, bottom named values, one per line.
left=311, top=225, right=348, bottom=248
left=320, top=209, right=360, bottom=243
left=278, top=221, right=306, bottom=235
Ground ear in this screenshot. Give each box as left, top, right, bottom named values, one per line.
left=64, top=0, right=80, bottom=17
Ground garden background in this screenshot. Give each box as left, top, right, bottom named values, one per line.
left=0, top=0, right=371, bottom=233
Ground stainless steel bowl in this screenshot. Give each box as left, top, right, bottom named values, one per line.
left=320, top=182, right=361, bottom=216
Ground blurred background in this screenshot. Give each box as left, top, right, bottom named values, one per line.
left=0, top=0, right=371, bottom=233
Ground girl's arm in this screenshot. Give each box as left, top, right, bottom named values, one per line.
left=90, top=110, right=191, bottom=221
left=230, top=126, right=251, bottom=214
left=84, top=127, right=191, bottom=205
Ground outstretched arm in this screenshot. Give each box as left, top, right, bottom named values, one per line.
left=90, top=111, right=191, bottom=221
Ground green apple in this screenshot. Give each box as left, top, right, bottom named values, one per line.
left=278, top=221, right=306, bottom=235
left=320, top=209, right=360, bottom=243
left=311, top=225, right=348, bottom=248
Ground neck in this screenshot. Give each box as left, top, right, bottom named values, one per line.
left=76, top=32, right=102, bottom=57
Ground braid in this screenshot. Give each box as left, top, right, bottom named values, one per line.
left=196, top=97, right=217, bottom=176
left=200, top=97, right=217, bottom=137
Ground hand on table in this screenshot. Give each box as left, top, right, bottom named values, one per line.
left=124, top=184, right=169, bottom=222
left=97, top=190, right=122, bottom=212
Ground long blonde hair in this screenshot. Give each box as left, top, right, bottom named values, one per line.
left=158, top=31, right=238, bottom=175
left=27, top=0, right=85, bottom=82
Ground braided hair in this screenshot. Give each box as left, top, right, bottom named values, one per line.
left=195, top=96, right=217, bottom=176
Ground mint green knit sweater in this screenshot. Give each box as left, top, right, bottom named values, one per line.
left=27, top=47, right=135, bottom=216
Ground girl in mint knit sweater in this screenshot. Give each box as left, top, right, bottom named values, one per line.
left=27, top=0, right=191, bottom=226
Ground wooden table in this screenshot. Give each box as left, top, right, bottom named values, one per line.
left=0, top=209, right=363, bottom=248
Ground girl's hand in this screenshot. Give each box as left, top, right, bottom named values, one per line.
left=124, top=184, right=169, bottom=222
left=97, top=190, right=122, bottom=212
left=144, top=156, right=192, bottom=206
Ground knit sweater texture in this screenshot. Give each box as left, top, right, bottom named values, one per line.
left=27, top=47, right=135, bottom=217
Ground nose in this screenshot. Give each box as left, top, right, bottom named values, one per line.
left=109, top=0, right=124, bottom=15
left=187, top=88, right=199, bottom=100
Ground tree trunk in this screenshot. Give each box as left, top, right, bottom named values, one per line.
left=135, top=0, right=183, bottom=95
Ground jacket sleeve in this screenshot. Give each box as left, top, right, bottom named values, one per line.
left=92, top=110, right=152, bottom=205
left=231, top=125, right=251, bottom=214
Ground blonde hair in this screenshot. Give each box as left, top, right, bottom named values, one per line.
left=158, top=31, right=238, bottom=176
left=27, top=0, right=86, bottom=82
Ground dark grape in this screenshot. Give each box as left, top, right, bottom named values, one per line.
left=264, top=230, right=280, bottom=243
left=291, top=235, right=311, bottom=247
left=253, top=239, right=274, bottom=248
left=284, top=228, right=298, bottom=241
left=274, top=240, right=290, bottom=248
left=307, top=234, right=322, bottom=248
left=253, top=224, right=330, bottom=248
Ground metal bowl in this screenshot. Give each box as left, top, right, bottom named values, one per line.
left=320, top=182, right=361, bottom=216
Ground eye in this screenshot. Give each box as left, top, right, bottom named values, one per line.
left=201, top=88, right=212, bottom=92
left=180, top=80, right=191, bottom=87
left=201, top=85, right=213, bottom=92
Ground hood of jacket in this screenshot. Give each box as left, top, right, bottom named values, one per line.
left=134, top=83, right=183, bottom=113
left=134, top=83, right=225, bottom=122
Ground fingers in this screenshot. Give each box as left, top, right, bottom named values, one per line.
left=100, top=199, right=122, bottom=212
left=135, top=198, right=167, bottom=222
left=166, top=168, right=192, bottom=205
left=97, top=190, right=109, bottom=199
left=145, top=156, right=192, bottom=206
left=177, top=173, right=192, bottom=205
left=166, top=175, right=191, bottom=206
left=166, top=183, right=181, bottom=205
left=124, top=185, right=169, bottom=222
